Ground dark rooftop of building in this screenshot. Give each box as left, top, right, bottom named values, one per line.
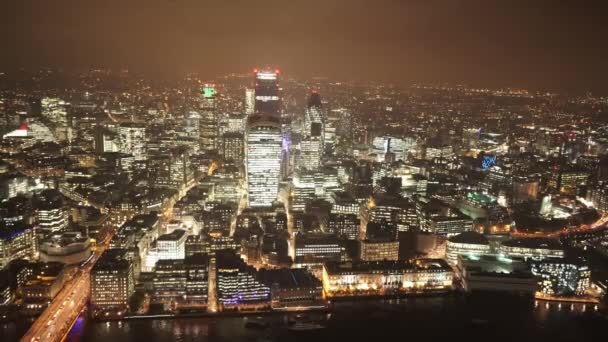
left=157, top=229, right=186, bottom=241
left=501, top=237, right=563, bottom=250
left=258, top=268, right=321, bottom=289
left=448, top=231, right=489, bottom=245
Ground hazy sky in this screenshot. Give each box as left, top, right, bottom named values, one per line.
left=2, top=0, right=607, bottom=93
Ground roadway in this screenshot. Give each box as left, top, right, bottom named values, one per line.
left=20, top=245, right=105, bottom=342
left=21, top=179, right=198, bottom=342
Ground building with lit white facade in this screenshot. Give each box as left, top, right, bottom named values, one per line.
left=199, top=84, right=218, bottom=151
left=322, top=259, right=453, bottom=298
left=216, top=250, right=270, bottom=311
left=293, top=234, right=342, bottom=267
left=360, top=238, right=399, bottom=261
left=245, top=88, right=255, bottom=115
left=145, top=229, right=187, bottom=270
left=446, top=231, right=492, bottom=265
left=297, top=92, right=325, bottom=171
left=371, top=136, right=416, bottom=162
left=498, top=237, right=565, bottom=260
left=246, top=116, right=282, bottom=207
left=39, top=231, right=92, bottom=265
left=118, top=122, right=147, bottom=161
left=291, top=168, right=341, bottom=212
left=35, top=189, right=68, bottom=233
left=0, top=224, right=36, bottom=268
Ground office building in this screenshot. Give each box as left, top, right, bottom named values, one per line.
left=216, top=250, right=270, bottom=311
left=222, top=132, right=244, bottom=163
left=35, top=189, right=69, bottom=233
left=446, top=231, right=492, bottom=265
left=322, top=259, right=453, bottom=298
left=293, top=234, right=342, bottom=267
left=90, top=249, right=135, bottom=316
left=327, top=213, right=360, bottom=240
left=0, top=223, right=36, bottom=268
left=39, top=231, right=92, bottom=265
left=246, top=116, right=282, bottom=207
left=199, top=84, right=218, bottom=151
left=531, top=257, right=591, bottom=296
left=360, top=238, right=399, bottom=261
left=245, top=88, right=255, bottom=115
left=254, top=69, right=280, bottom=118
left=118, top=122, right=147, bottom=161
left=145, top=229, right=187, bottom=270
left=498, top=237, right=565, bottom=260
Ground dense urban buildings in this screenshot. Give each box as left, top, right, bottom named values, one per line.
left=2, top=64, right=608, bottom=341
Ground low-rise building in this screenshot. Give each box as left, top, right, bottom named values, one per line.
left=322, top=259, right=453, bottom=298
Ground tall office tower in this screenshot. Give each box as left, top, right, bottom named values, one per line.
left=199, top=84, right=218, bottom=152
left=298, top=92, right=325, bottom=171
left=246, top=116, right=282, bottom=207
left=245, top=88, right=255, bottom=115
left=118, top=122, right=147, bottom=161
left=254, top=69, right=280, bottom=118
left=222, top=132, right=244, bottom=163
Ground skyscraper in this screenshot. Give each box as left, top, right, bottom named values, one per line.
left=254, top=69, right=280, bottom=118
left=246, top=116, right=282, bottom=207
left=199, top=84, right=218, bottom=152
left=245, top=88, right=255, bottom=115
left=246, top=69, right=283, bottom=208
left=298, top=92, right=325, bottom=171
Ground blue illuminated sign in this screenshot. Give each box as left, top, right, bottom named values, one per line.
left=481, top=155, right=497, bottom=170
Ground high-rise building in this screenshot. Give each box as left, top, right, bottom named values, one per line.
left=118, top=122, right=147, bottom=161
left=199, top=84, right=218, bottom=152
left=246, top=116, right=282, bottom=207
left=298, top=92, right=325, bottom=171
left=254, top=69, right=280, bottom=118
left=245, top=88, right=255, bottom=115
left=90, top=249, right=135, bottom=316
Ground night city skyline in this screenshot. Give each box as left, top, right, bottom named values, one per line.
left=2, top=2, right=608, bottom=342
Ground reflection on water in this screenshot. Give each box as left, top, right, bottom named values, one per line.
left=2, top=295, right=607, bottom=342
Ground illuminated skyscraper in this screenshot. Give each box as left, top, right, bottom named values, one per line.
left=246, top=116, right=282, bottom=207
left=199, top=84, right=218, bottom=152
left=245, top=88, right=255, bottom=115
left=254, top=69, right=280, bottom=118
left=298, top=92, right=324, bottom=171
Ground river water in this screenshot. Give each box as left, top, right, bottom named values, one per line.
left=3, top=295, right=606, bottom=342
